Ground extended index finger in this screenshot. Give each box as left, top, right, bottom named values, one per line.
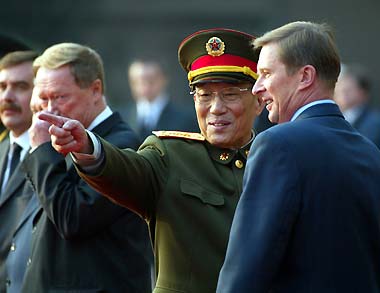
left=37, top=111, right=66, bottom=127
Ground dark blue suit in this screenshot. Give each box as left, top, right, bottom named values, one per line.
left=0, top=139, right=31, bottom=293
left=217, top=103, right=380, bottom=292
left=5, top=193, right=38, bottom=293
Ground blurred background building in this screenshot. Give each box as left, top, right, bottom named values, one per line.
left=2, top=0, right=379, bottom=112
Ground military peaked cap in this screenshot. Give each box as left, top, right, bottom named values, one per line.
left=178, top=28, right=259, bottom=86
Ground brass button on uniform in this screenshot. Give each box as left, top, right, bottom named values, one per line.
left=27, top=258, right=32, bottom=266
left=10, top=243, right=16, bottom=251
left=235, top=160, right=244, bottom=169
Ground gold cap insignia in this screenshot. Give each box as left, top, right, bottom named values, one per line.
left=206, top=37, right=225, bottom=57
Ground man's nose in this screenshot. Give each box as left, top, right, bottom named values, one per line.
left=209, top=95, right=227, bottom=113
left=1, top=87, right=14, bottom=102
left=252, top=77, right=265, bottom=95
left=47, top=99, right=57, bottom=113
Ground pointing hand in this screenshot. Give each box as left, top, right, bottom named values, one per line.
left=38, top=111, right=93, bottom=156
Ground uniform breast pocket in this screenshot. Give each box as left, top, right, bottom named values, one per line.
left=180, top=179, right=224, bottom=206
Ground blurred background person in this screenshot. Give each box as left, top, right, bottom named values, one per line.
left=0, top=50, right=37, bottom=293
left=334, top=63, right=380, bottom=148
left=19, top=43, right=153, bottom=293
left=122, top=57, right=199, bottom=140
left=0, top=34, right=32, bottom=142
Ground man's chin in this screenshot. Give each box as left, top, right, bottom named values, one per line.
left=268, top=112, right=279, bottom=124
left=207, top=134, right=234, bottom=149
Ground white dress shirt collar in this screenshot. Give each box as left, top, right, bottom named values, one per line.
left=291, top=99, right=335, bottom=122
left=87, top=106, right=113, bottom=131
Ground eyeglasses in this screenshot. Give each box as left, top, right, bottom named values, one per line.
left=190, top=87, right=251, bottom=105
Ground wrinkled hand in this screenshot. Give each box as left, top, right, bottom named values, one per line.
left=37, top=111, right=92, bottom=156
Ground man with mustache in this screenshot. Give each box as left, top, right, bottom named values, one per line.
left=0, top=35, right=32, bottom=142
left=0, top=50, right=38, bottom=292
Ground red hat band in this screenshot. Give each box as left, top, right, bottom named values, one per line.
left=188, top=54, right=258, bottom=82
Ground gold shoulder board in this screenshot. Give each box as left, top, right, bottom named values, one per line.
left=0, top=130, right=8, bottom=142
left=153, top=131, right=205, bottom=141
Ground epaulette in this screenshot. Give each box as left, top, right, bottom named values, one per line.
left=0, top=129, right=8, bottom=142
left=153, top=130, right=205, bottom=141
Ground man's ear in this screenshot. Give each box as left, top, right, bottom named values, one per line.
left=298, top=65, right=316, bottom=90
left=90, top=79, right=102, bottom=98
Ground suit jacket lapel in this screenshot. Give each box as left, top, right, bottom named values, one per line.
left=0, top=138, right=10, bottom=179
left=13, top=194, right=39, bottom=236
left=92, top=112, right=120, bottom=137
left=0, top=138, right=10, bottom=206
left=0, top=162, right=27, bottom=205
left=0, top=143, right=30, bottom=206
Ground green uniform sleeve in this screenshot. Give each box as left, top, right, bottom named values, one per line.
left=77, top=135, right=169, bottom=221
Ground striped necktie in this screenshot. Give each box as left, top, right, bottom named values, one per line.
left=8, top=143, right=22, bottom=179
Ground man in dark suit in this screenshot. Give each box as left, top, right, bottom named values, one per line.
left=19, top=43, right=153, bottom=293
left=217, top=21, right=380, bottom=292
left=334, top=63, right=380, bottom=148
left=0, top=34, right=32, bottom=141
left=0, top=50, right=37, bottom=293
left=122, top=58, right=199, bottom=140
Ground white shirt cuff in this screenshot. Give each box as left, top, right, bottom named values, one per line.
left=70, top=130, right=101, bottom=166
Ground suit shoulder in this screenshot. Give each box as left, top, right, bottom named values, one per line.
left=255, top=123, right=300, bottom=147
left=152, top=130, right=205, bottom=141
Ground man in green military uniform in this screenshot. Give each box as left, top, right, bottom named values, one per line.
left=38, top=28, right=263, bottom=292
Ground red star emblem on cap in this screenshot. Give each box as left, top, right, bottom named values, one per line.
left=206, top=36, right=225, bottom=57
